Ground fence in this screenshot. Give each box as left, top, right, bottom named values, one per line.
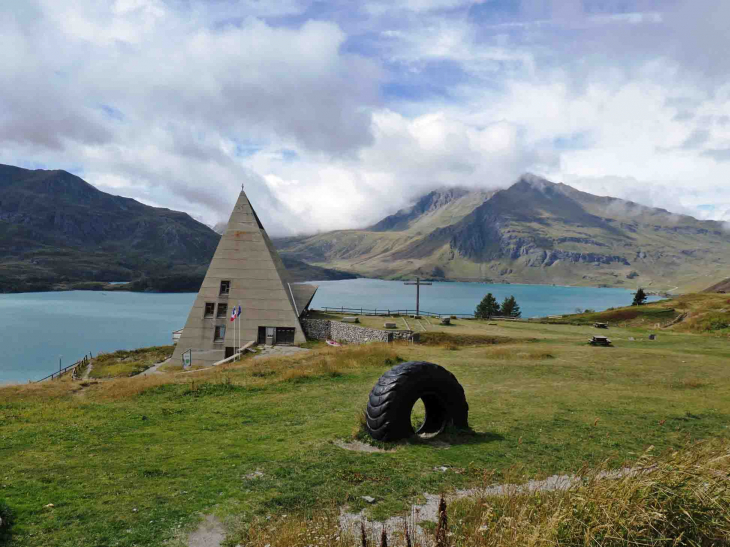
left=35, top=354, right=92, bottom=383
left=319, top=306, right=476, bottom=319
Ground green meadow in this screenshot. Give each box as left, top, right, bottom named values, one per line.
left=1, top=296, right=729, bottom=546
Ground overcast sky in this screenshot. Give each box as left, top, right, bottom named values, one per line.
left=2, top=0, right=729, bottom=235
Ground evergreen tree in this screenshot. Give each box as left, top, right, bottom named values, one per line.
left=501, top=295, right=522, bottom=318
left=632, top=288, right=648, bottom=306
left=475, top=293, right=500, bottom=319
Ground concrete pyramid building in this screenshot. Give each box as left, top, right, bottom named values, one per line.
left=172, top=190, right=317, bottom=367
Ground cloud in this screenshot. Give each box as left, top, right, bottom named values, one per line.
left=1, top=0, right=730, bottom=239
left=242, top=110, right=554, bottom=233
left=702, top=149, right=730, bottom=162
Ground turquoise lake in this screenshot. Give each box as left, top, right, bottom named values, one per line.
left=0, top=279, right=658, bottom=383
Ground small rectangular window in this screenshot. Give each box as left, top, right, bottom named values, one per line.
left=214, top=325, right=226, bottom=341
left=216, top=303, right=228, bottom=319
left=219, top=280, right=230, bottom=295
left=204, top=302, right=215, bottom=317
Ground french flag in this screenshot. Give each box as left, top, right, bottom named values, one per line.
left=230, top=306, right=237, bottom=322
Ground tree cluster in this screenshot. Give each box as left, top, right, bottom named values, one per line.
left=475, top=293, right=521, bottom=319
left=632, top=288, right=648, bottom=306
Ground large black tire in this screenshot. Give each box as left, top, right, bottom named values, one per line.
left=366, top=361, right=469, bottom=442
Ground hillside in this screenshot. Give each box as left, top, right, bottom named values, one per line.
left=275, top=175, right=730, bottom=292
left=0, top=164, right=352, bottom=292
left=705, top=278, right=730, bottom=293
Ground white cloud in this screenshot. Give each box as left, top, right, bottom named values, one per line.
left=1, top=0, right=729, bottom=239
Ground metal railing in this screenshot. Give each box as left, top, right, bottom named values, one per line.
left=35, top=354, right=92, bottom=383
left=319, top=306, right=476, bottom=319
left=317, top=307, right=525, bottom=321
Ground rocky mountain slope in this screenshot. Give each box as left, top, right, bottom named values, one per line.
left=275, top=175, right=730, bottom=292
left=704, top=278, right=730, bottom=293
left=0, top=164, right=352, bottom=292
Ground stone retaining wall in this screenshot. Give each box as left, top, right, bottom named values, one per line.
left=301, top=319, right=414, bottom=345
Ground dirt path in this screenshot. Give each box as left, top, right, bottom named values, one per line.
left=81, top=362, right=93, bottom=380
left=139, top=358, right=172, bottom=376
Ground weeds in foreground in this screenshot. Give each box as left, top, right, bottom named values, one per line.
left=234, top=441, right=730, bottom=547
left=445, top=441, right=730, bottom=546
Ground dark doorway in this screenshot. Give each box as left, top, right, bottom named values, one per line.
left=225, top=347, right=235, bottom=359
left=257, top=327, right=266, bottom=345
left=276, top=327, right=295, bottom=345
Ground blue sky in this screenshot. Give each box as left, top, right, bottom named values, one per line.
left=1, top=0, right=729, bottom=234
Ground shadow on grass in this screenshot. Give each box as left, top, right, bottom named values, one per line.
left=0, top=499, right=13, bottom=546
left=414, top=427, right=505, bottom=447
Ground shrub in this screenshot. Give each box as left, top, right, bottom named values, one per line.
left=0, top=499, right=13, bottom=544
left=708, top=319, right=730, bottom=331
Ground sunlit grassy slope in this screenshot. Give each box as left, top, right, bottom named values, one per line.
left=540, top=292, right=730, bottom=334
left=87, top=346, right=174, bottom=378
left=1, top=305, right=729, bottom=546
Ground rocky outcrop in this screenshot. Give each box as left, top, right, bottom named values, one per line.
left=540, top=250, right=630, bottom=267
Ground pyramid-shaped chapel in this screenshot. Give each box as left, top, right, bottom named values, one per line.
left=171, top=190, right=317, bottom=367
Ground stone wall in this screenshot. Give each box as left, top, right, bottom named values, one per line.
left=300, top=318, right=332, bottom=340
left=301, top=318, right=414, bottom=344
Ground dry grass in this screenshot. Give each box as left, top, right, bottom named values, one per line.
left=229, top=441, right=730, bottom=547
left=447, top=440, right=730, bottom=547
left=669, top=377, right=710, bottom=390
left=419, top=332, right=516, bottom=347
left=4, top=344, right=404, bottom=402
left=233, top=512, right=346, bottom=547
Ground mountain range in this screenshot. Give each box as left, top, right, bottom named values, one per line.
left=275, top=175, right=730, bottom=293
left=2, top=164, right=727, bottom=294
left=0, top=164, right=353, bottom=293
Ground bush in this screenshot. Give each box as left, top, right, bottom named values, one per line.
left=0, top=499, right=13, bottom=544
left=708, top=319, right=730, bottom=331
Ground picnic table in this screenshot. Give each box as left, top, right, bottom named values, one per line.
left=589, top=335, right=612, bottom=347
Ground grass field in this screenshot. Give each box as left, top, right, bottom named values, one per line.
left=1, top=299, right=729, bottom=546
left=87, top=346, right=174, bottom=378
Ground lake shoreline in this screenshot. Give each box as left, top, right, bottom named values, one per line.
left=0, top=282, right=664, bottom=383
left=2, top=275, right=676, bottom=296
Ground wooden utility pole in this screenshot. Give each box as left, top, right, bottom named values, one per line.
left=404, top=277, right=432, bottom=317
